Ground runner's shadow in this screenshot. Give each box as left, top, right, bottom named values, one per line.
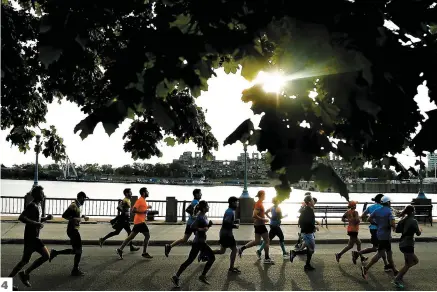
left=255, top=260, right=287, bottom=291
left=304, top=259, right=331, bottom=291
left=221, top=257, right=257, bottom=291
left=338, top=264, right=372, bottom=290
left=139, top=269, right=161, bottom=291
left=179, top=264, right=204, bottom=290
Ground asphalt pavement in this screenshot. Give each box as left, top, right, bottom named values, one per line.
left=1, top=243, right=436, bottom=291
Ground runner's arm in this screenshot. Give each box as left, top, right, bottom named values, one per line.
left=18, top=204, right=40, bottom=226
left=414, top=220, right=422, bottom=236
left=265, top=207, right=272, bottom=219
left=41, top=214, right=53, bottom=222
left=341, top=211, right=348, bottom=222
left=252, top=208, right=265, bottom=221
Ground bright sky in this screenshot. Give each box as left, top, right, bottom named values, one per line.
left=1, top=68, right=436, bottom=168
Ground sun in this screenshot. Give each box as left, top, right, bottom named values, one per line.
left=253, top=71, right=288, bottom=94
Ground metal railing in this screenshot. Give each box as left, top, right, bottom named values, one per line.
left=0, top=196, right=166, bottom=218
left=1, top=196, right=435, bottom=222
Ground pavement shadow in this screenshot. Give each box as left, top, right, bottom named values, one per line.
left=337, top=264, right=372, bottom=290
left=221, top=270, right=257, bottom=291
left=139, top=269, right=161, bottom=291
left=179, top=264, right=204, bottom=290
left=304, top=258, right=331, bottom=291
left=256, top=260, right=287, bottom=291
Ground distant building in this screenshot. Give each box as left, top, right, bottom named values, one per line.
left=428, top=152, right=437, bottom=171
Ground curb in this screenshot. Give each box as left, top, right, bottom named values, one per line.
left=2, top=237, right=437, bottom=246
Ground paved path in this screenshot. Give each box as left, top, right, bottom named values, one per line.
left=2, top=243, right=436, bottom=291
left=2, top=222, right=437, bottom=245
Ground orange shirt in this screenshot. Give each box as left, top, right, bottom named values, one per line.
left=345, top=209, right=360, bottom=232
left=133, top=197, right=147, bottom=225
left=254, top=200, right=265, bottom=226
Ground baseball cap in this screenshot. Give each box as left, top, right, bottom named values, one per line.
left=348, top=201, right=357, bottom=208
left=304, top=195, right=313, bottom=203
left=77, top=191, right=89, bottom=200
left=255, top=190, right=265, bottom=198
left=371, top=194, right=384, bottom=203
left=381, top=196, right=391, bottom=204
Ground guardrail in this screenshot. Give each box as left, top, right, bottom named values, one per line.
left=1, top=196, right=436, bottom=222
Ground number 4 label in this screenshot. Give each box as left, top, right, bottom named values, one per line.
left=0, top=278, right=12, bottom=292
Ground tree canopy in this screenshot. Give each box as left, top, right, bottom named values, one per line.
left=2, top=0, right=436, bottom=201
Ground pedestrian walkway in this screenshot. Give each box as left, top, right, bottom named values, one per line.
left=1, top=221, right=436, bottom=246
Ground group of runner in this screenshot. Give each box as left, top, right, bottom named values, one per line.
left=9, top=186, right=422, bottom=290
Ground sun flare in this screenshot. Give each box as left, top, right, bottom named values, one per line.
left=253, top=71, right=288, bottom=94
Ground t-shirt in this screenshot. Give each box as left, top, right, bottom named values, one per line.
left=119, top=197, right=131, bottom=218
left=365, top=204, right=382, bottom=230
left=187, top=199, right=199, bottom=226
left=398, top=216, right=420, bottom=248
left=63, top=200, right=82, bottom=231
left=270, top=206, right=282, bottom=226
left=133, top=197, right=147, bottom=225
left=191, top=214, right=209, bottom=243
left=369, top=206, right=394, bottom=240
left=220, top=208, right=235, bottom=237
left=299, top=206, right=316, bottom=234
left=22, top=202, right=42, bottom=240
left=253, top=200, right=265, bottom=226
left=344, top=209, right=360, bottom=232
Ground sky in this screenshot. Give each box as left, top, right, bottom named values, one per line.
left=1, top=68, right=436, bottom=169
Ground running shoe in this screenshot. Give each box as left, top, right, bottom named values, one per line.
left=18, top=271, right=31, bottom=287
left=335, top=253, right=341, bottom=263
left=384, top=264, right=393, bottom=272
left=99, top=238, right=104, bottom=248
left=304, top=264, right=315, bottom=271
left=49, top=249, right=57, bottom=263
left=282, top=253, right=289, bottom=260
left=171, top=275, right=180, bottom=288
left=130, top=245, right=140, bottom=252
left=116, top=248, right=123, bottom=259
left=142, top=253, right=153, bottom=259
left=228, top=267, right=242, bottom=274
left=165, top=244, right=171, bottom=257
left=361, top=266, right=368, bottom=280
left=360, top=256, right=368, bottom=263
left=352, top=251, right=359, bottom=265
left=263, top=258, right=275, bottom=265
left=289, top=250, right=296, bottom=263
left=238, top=247, right=243, bottom=258
left=71, top=269, right=85, bottom=276
left=392, top=280, right=405, bottom=289
left=199, top=275, right=210, bottom=285
left=256, top=249, right=262, bottom=260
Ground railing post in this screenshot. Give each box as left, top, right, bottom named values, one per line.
left=165, top=197, right=178, bottom=223
left=181, top=200, right=187, bottom=222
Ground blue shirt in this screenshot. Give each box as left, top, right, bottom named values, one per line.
left=191, top=214, right=209, bottom=243
left=186, top=199, right=199, bottom=225
left=366, top=204, right=383, bottom=230
left=220, top=208, right=235, bottom=237
left=270, top=206, right=281, bottom=226
left=369, top=206, right=394, bottom=240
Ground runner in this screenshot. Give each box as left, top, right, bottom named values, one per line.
left=99, top=188, right=139, bottom=252
left=237, top=190, right=274, bottom=264
left=335, top=201, right=367, bottom=263
left=257, top=197, right=288, bottom=260
left=392, top=205, right=422, bottom=289
left=352, top=194, right=389, bottom=269
left=49, top=192, right=89, bottom=276
left=361, top=196, right=399, bottom=280
left=165, top=189, right=201, bottom=257
left=171, top=201, right=215, bottom=287
left=8, top=186, right=53, bottom=288
left=116, top=187, right=153, bottom=259
left=211, top=196, right=241, bottom=274
left=290, top=195, right=318, bottom=271
left=295, top=196, right=318, bottom=251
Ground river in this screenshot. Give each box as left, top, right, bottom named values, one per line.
left=2, top=179, right=435, bottom=203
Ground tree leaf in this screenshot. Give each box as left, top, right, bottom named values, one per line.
left=223, top=119, right=254, bottom=146
left=313, top=163, right=349, bottom=201
left=38, top=46, right=62, bottom=68
left=164, top=136, right=176, bottom=146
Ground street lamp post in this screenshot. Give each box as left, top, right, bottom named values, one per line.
left=241, top=143, right=249, bottom=198
left=33, top=135, right=41, bottom=186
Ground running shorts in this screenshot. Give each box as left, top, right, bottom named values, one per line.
left=23, top=237, right=45, bottom=252
left=219, top=235, right=237, bottom=248
left=132, top=222, right=149, bottom=234
left=370, top=229, right=378, bottom=246
left=347, top=231, right=358, bottom=238
left=67, top=229, right=82, bottom=252
left=269, top=225, right=285, bottom=241
left=184, top=225, right=195, bottom=236
left=399, top=246, right=414, bottom=254
left=302, top=233, right=315, bottom=252
left=254, top=225, right=268, bottom=234
left=377, top=240, right=392, bottom=252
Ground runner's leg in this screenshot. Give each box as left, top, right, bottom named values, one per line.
left=24, top=246, right=50, bottom=275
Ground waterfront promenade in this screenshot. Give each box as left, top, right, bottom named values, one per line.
left=2, top=243, right=437, bottom=291
left=2, top=220, right=436, bottom=245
